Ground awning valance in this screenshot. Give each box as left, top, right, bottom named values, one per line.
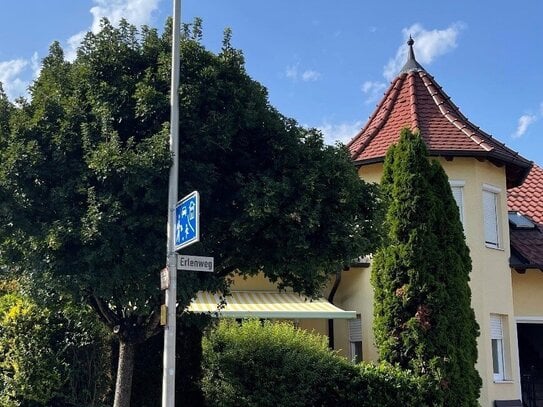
left=187, top=290, right=356, bottom=319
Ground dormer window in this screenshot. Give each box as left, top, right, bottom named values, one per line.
left=508, top=211, right=536, bottom=229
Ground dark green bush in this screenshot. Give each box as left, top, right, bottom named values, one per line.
left=202, top=319, right=432, bottom=407
left=351, top=363, right=434, bottom=406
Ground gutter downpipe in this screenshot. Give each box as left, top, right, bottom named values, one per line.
left=327, top=269, right=344, bottom=349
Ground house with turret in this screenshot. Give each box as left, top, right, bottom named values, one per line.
left=337, top=37, right=538, bottom=406
left=190, top=39, right=543, bottom=406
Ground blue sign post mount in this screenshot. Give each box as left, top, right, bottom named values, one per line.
left=175, top=191, right=200, bottom=251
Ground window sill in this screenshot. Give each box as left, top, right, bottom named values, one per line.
left=485, top=244, right=504, bottom=251
left=493, top=380, right=514, bottom=384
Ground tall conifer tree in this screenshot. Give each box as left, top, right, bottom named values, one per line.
left=372, top=128, right=481, bottom=406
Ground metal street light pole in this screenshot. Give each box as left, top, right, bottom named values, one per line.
left=163, top=0, right=181, bottom=406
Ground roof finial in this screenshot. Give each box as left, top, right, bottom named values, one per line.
left=407, top=35, right=416, bottom=61
left=399, top=35, right=424, bottom=75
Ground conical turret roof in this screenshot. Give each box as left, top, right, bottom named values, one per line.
left=348, top=38, right=532, bottom=188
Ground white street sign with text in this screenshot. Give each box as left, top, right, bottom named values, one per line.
left=176, top=255, right=214, bottom=272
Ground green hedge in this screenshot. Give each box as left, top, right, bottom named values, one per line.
left=351, top=363, right=435, bottom=406
left=202, top=319, right=433, bottom=407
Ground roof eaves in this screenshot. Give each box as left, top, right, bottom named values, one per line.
left=509, top=246, right=542, bottom=271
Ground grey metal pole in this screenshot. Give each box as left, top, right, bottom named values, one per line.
left=162, top=0, right=180, bottom=406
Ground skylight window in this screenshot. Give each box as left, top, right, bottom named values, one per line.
left=508, top=212, right=536, bottom=229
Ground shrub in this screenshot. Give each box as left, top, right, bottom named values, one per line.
left=202, top=319, right=432, bottom=407
left=0, top=293, right=64, bottom=406
left=0, top=283, right=111, bottom=406
left=351, top=363, right=433, bottom=406
left=202, top=319, right=354, bottom=406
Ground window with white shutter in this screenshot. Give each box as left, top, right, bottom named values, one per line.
left=349, top=315, right=362, bottom=363
left=483, top=186, right=500, bottom=248
left=449, top=180, right=465, bottom=226
left=490, top=314, right=507, bottom=381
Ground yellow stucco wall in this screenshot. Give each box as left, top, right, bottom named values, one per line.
left=341, top=157, right=522, bottom=407
left=512, top=268, right=543, bottom=318
left=331, top=266, right=378, bottom=361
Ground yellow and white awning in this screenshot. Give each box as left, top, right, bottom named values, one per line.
left=187, top=290, right=356, bottom=319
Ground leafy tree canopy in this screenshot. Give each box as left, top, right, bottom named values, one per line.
left=0, top=17, right=380, bottom=404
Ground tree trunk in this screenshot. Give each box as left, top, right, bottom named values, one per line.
left=113, top=340, right=136, bottom=407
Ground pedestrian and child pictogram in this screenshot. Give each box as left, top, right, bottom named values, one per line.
left=175, top=191, right=200, bottom=251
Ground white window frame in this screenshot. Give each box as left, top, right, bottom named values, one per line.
left=483, top=184, right=501, bottom=249
left=349, top=315, right=362, bottom=363
left=490, top=314, right=508, bottom=382
left=449, top=180, right=465, bottom=226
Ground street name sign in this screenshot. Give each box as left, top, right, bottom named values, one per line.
left=175, top=191, right=200, bottom=251
left=177, top=255, right=214, bottom=272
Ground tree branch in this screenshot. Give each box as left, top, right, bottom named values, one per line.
left=89, top=294, right=119, bottom=328
left=215, top=264, right=238, bottom=278
left=143, top=309, right=161, bottom=340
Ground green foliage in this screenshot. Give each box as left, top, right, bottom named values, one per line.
left=202, top=319, right=432, bottom=407
left=0, top=278, right=111, bottom=406
left=352, top=363, right=433, bottom=407
left=0, top=293, right=62, bottom=406
left=202, top=319, right=346, bottom=407
left=0, top=17, right=380, bottom=402
left=0, top=17, right=378, bottom=321
left=371, top=128, right=481, bottom=405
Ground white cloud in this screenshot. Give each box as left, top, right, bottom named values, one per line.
left=0, top=58, right=29, bottom=100
left=30, top=52, right=41, bottom=78
left=90, top=0, right=160, bottom=33
left=286, top=65, right=298, bottom=80
left=383, top=22, right=465, bottom=81
left=66, top=31, right=87, bottom=62
left=1, top=0, right=161, bottom=100
left=362, top=81, right=387, bottom=104
left=65, top=0, right=160, bottom=61
left=318, top=120, right=364, bottom=145
left=301, top=70, right=321, bottom=82
left=286, top=65, right=321, bottom=82
left=512, top=114, right=537, bottom=139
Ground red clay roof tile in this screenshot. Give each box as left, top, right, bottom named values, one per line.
left=347, top=42, right=532, bottom=188
left=508, top=164, right=543, bottom=270
left=508, top=164, right=543, bottom=225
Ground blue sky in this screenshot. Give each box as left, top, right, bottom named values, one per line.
left=1, top=0, right=542, bottom=164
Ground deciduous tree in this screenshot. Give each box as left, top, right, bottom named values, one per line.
left=0, top=19, right=380, bottom=406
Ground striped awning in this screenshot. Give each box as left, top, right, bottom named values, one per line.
left=187, top=290, right=356, bottom=319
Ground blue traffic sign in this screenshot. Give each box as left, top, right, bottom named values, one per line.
left=175, top=191, right=200, bottom=251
